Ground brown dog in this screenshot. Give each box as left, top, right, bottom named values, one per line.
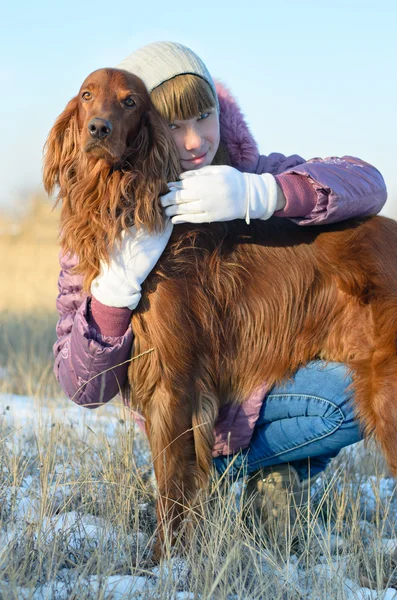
left=44, top=68, right=180, bottom=288
left=44, top=68, right=397, bottom=558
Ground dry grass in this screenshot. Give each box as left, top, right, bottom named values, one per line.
left=0, top=193, right=60, bottom=398
left=0, top=194, right=60, bottom=313
left=0, top=312, right=396, bottom=599
left=0, top=311, right=59, bottom=398
left=1, top=389, right=397, bottom=598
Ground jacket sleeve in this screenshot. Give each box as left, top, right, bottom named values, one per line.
left=53, top=251, right=134, bottom=408
left=256, top=153, right=387, bottom=224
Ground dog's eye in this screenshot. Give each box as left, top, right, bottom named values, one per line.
left=82, top=91, right=92, bottom=101
left=123, top=97, right=136, bottom=108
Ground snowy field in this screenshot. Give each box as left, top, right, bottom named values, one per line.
left=1, top=386, right=397, bottom=600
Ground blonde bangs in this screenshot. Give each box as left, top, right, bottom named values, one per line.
left=150, top=74, right=216, bottom=122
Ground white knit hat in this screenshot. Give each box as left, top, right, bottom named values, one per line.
left=117, top=41, right=219, bottom=109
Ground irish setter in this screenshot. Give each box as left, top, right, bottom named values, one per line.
left=44, top=68, right=397, bottom=558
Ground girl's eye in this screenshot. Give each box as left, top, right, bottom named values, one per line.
left=198, top=112, right=210, bottom=120
left=123, top=97, right=136, bottom=108
left=82, top=91, right=92, bottom=101
left=169, top=123, right=177, bottom=130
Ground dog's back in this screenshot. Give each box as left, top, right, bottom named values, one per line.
left=130, top=216, right=395, bottom=404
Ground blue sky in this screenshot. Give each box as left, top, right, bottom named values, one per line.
left=1, top=0, right=396, bottom=217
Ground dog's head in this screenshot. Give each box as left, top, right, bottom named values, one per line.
left=77, top=68, right=153, bottom=164
left=43, top=68, right=180, bottom=289
left=43, top=67, right=180, bottom=196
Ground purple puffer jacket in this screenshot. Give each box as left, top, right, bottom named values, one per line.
left=53, top=81, right=387, bottom=457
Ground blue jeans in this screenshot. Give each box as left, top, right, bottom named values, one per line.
left=213, top=361, right=363, bottom=481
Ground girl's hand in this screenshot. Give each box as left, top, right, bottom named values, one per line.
left=161, top=165, right=281, bottom=225
left=91, top=220, right=173, bottom=310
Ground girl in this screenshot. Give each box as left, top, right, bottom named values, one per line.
left=54, top=41, right=387, bottom=526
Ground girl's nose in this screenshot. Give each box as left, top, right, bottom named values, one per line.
left=184, top=126, right=202, bottom=151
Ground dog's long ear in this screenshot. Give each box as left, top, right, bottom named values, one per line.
left=132, top=107, right=180, bottom=233
left=43, top=96, right=80, bottom=198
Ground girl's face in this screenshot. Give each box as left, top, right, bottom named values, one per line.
left=168, top=108, right=220, bottom=171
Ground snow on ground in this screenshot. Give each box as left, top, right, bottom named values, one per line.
left=1, top=391, right=397, bottom=599
left=0, top=391, right=124, bottom=438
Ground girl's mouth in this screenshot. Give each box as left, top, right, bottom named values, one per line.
left=181, top=151, right=208, bottom=165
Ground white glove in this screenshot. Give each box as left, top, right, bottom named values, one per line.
left=161, top=165, right=279, bottom=225
left=91, top=220, right=173, bottom=310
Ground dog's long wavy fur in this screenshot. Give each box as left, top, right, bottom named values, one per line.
left=44, top=68, right=397, bottom=556
left=44, top=92, right=180, bottom=289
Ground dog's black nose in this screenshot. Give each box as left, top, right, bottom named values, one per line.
left=88, top=118, right=112, bottom=139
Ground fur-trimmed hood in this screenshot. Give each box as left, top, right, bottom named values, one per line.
left=216, top=80, right=260, bottom=173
